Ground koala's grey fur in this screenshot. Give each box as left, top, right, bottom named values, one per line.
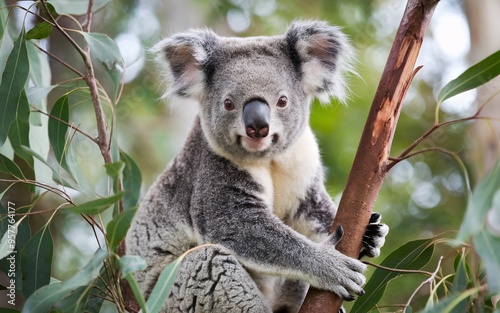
left=126, top=20, right=389, bottom=313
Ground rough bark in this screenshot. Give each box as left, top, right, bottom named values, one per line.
left=299, top=0, right=440, bottom=312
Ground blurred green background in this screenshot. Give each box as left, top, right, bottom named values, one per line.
left=3, top=0, right=500, bottom=310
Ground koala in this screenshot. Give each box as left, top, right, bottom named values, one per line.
left=126, top=20, right=389, bottom=313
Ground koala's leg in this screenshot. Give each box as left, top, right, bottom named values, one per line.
left=359, top=212, right=389, bottom=259
left=164, top=244, right=272, bottom=313
left=272, top=279, right=308, bottom=313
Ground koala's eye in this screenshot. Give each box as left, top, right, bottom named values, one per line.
left=277, top=96, right=288, bottom=108
left=223, top=99, right=235, bottom=111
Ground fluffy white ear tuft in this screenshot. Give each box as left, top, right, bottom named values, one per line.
left=151, top=29, right=219, bottom=101
left=285, top=20, right=355, bottom=104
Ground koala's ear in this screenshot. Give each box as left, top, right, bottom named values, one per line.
left=285, top=20, right=354, bottom=104
left=152, top=29, right=218, bottom=100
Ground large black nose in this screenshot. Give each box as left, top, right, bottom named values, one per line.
left=243, top=99, right=270, bottom=138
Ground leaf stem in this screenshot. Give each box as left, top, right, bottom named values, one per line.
left=403, top=256, right=443, bottom=313
left=362, top=260, right=434, bottom=277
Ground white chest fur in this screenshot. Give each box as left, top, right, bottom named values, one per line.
left=241, top=126, right=321, bottom=217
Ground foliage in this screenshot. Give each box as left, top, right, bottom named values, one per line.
left=0, top=0, right=498, bottom=312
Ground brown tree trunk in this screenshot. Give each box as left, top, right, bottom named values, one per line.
left=299, top=0, right=440, bottom=312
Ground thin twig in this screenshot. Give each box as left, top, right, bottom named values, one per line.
left=0, top=179, right=74, bottom=204
left=403, top=256, right=444, bottom=313
left=363, top=260, right=434, bottom=277
left=31, top=106, right=98, bottom=143
left=35, top=44, right=84, bottom=77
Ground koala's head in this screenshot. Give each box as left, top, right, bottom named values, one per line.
left=153, top=20, right=353, bottom=162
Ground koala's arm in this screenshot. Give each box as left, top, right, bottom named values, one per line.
left=295, top=176, right=389, bottom=259
left=191, top=161, right=366, bottom=300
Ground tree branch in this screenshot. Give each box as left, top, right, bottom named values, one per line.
left=299, top=0, right=440, bottom=312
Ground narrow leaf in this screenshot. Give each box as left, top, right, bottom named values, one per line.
left=79, top=32, right=124, bottom=103
left=70, top=192, right=124, bottom=215
left=8, top=90, right=33, bottom=167
left=56, top=285, right=92, bottom=313
left=417, top=288, right=481, bottom=313
left=119, top=255, right=147, bottom=278
left=48, top=94, right=70, bottom=171
left=0, top=216, right=26, bottom=261
left=26, top=22, right=53, bottom=40
left=0, top=153, right=24, bottom=179
left=0, top=29, right=30, bottom=147
left=121, top=151, right=142, bottom=211
left=473, top=228, right=500, bottom=293
left=125, top=274, right=150, bottom=313
left=457, top=162, right=500, bottom=241
left=20, top=224, right=53, bottom=298
left=22, top=248, right=108, bottom=313
left=438, top=50, right=500, bottom=103
left=351, top=238, right=436, bottom=313
left=47, top=0, right=110, bottom=15
left=146, top=256, right=184, bottom=313
left=106, top=206, right=137, bottom=252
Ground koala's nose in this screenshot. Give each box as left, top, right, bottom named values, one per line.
left=243, top=99, right=270, bottom=138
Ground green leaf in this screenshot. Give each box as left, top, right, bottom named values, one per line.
left=55, top=285, right=92, bottom=313
left=27, top=85, right=55, bottom=127
left=8, top=90, right=33, bottom=168
left=83, top=267, right=108, bottom=313
left=146, top=256, right=184, bottom=313
left=26, top=22, right=53, bottom=40
left=125, top=274, right=150, bottom=313
left=351, top=238, right=436, bottom=313
left=47, top=0, right=110, bottom=15
left=457, top=162, right=500, bottom=242
left=20, top=145, right=78, bottom=189
left=79, top=32, right=124, bottom=103
left=107, top=206, right=137, bottom=252
left=0, top=7, right=14, bottom=85
left=27, top=40, right=51, bottom=91
left=22, top=248, right=108, bottom=313
left=438, top=50, right=500, bottom=103
left=449, top=252, right=470, bottom=313
left=0, top=216, right=26, bottom=261
left=417, top=288, right=481, bottom=313
left=473, top=228, right=500, bottom=293
left=71, top=192, right=124, bottom=215
left=121, top=151, right=142, bottom=211
left=119, top=255, right=147, bottom=278
left=48, top=94, right=70, bottom=172
left=104, top=161, right=125, bottom=180
left=0, top=29, right=30, bottom=148
left=20, top=224, right=53, bottom=298
left=0, top=153, right=24, bottom=179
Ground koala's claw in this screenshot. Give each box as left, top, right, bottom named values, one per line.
left=359, top=212, right=389, bottom=259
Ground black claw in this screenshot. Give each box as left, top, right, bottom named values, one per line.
left=344, top=294, right=355, bottom=302
left=369, top=212, right=381, bottom=223
left=329, top=225, right=344, bottom=246
left=359, top=289, right=365, bottom=296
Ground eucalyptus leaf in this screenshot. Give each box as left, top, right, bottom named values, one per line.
left=417, top=288, right=481, bottom=313
left=70, top=192, right=124, bottom=215
left=46, top=0, right=110, bottom=15
left=351, top=238, right=436, bottom=313
left=0, top=216, right=26, bottom=261
left=79, top=32, right=124, bottom=103
left=106, top=206, right=137, bottom=252
left=8, top=90, right=33, bottom=168
left=48, top=95, right=70, bottom=171
left=119, top=254, right=147, bottom=278
left=0, top=29, right=30, bottom=148
left=438, top=50, right=500, bottom=103
left=457, top=162, right=500, bottom=242
left=121, top=151, right=142, bottom=211
left=56, top=285, right=92, bottom=313
left=26, top=22, right=53, bottom=40
left=146, top=256, right=184, bottom=313
left=125, top=274, right=149, bottom=313
left=20, top=224, right=53, bottom=298
left=22, top=248, right=108, bottom=313
left=0, top=153, right=24, bottom=179
left=473, top=228, right=500, bottom=293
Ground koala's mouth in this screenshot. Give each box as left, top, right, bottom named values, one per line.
left=238, top=134, right=278, bottom=152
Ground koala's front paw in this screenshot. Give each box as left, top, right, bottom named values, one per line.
left=314, top=226, right=367, bottom=300
left=359, top=212, right=389, bottom=259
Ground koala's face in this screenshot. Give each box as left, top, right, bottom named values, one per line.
left=154, top=21, right=353, bottom=162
